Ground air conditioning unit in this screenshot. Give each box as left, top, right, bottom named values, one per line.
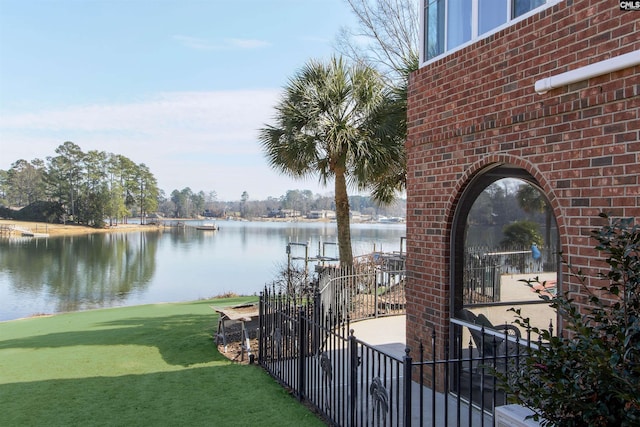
left=495, top=404, right=541, bottom=427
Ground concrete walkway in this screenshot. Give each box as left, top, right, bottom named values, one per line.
left=349, top=315, right=406, bottom=359
left=340, top=315, right=492, bottom=426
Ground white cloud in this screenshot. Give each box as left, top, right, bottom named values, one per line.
left=227, top=38, right=271, bottom=49
left=0, top=90, right=280, bottom=150
left=172, top=35, right=271, bottom=51
left=0, top=89, right=332, bottom=200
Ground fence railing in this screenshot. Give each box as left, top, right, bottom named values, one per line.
left=259, top=286, right=533, bottom=426
left=464, top=245, right=558, bottom=305
left=317, top=265, right=406, bottom=323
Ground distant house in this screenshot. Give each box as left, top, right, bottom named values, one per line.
left=377, top=216, right=404, bottom=224
left=269, top=209, right=301, bottom=219
left=406, top=0, right=639, bottom=364
left=306, top=210, right=335, bottom=220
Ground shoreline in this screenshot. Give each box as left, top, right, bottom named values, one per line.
left=1, top=217, right=405, bottom=237
left=0, top=219, right=158, bottom=237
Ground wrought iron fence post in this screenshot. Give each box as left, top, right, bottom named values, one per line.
left=258, top=290, right=264, bottom=364
left=349, top=329, right=357, bottom=427
left=374, top=272, right=379, bottom=318
left=298, top=305, right=306, bottom=402
left=312, top=288, right=321, bottom=355
left=403, top=347, right=412, bottom=427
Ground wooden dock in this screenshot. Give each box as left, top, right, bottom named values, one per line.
left=0, top=224, right=49, bottom=238
left=0, top=224, right=13, bottom=236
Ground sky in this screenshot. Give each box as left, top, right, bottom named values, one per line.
left=0, top=0, right=360, bottom=201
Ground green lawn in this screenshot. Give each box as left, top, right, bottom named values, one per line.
left=0, top=298, right=325, bottom=426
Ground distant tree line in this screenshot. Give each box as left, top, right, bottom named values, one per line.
left=468, top=180, right=551, bottom=227
left=467, top=180, right=530, bottom=227
left=155, top=188, right=406, bottom=220
left=0, top=144, right=405, bottom=225
left=467, top=179, right=551, bottom=249
left=0, top=141, right=159, bottom=227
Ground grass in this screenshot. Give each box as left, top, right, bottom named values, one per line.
left=0, top=298, right=325, bottom=426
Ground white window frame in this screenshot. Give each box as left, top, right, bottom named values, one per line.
left=419, top=0, right=564, bottom=67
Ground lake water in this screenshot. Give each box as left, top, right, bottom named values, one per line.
left=0, top=221, right=406, bottom=321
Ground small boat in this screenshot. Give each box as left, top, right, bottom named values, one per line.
left=195, top=223, right=219, bottom=231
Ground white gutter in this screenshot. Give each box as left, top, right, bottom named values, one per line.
left=534, top=50, right=640, bottom=94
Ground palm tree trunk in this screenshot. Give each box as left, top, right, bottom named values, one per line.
left=334, top=170, right=353, bottom=266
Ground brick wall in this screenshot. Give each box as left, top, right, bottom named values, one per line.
left=406, top=0, right=639, bottom=356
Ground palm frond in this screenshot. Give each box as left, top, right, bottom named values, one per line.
left=257, top=54, right=407, bottom=202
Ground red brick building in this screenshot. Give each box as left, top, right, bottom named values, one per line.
left=406, top=0, right=639, bottom=358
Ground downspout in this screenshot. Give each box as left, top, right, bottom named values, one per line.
left=534, top=50, right=640, bottom=94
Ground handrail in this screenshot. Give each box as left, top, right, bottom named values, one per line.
left=450, top=317, right=540, bottom=350
left=319, top=269, right=405, bottom=294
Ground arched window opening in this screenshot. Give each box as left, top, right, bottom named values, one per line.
left=461, top=177, right=558, bottom=328
left=449, top=166, right=560, bottom=407
left=452, top=168, right=559, bottom=330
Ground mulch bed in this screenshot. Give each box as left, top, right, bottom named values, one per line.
left=217, top=339, right=259, bottom=365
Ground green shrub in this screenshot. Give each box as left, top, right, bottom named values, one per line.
left=0, top=206, right=15, bottom=219
left=500, top=219, right=543, bottom=248
left=502, top=214, right=640, bottom=426
left=14, top=201, right=65, bottom=223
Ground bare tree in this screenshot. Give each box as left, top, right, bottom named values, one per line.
left=334, top=0, right=419, bottom=205
left=336, top=0, right=419, bottom=83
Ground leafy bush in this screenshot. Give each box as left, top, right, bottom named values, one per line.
left=502, top=214, right=640, bottom=426
left=500, top=219, right=543, bottom=248
left=14, top=201, right=65, bottom=223
left=0, top=206, right=15, bottom=219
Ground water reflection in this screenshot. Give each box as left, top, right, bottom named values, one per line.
left=0, top=232, right=159, bottom=316
left=462, top=178, right=558, bottom=331
left=0, top=222, right=405, bottom=321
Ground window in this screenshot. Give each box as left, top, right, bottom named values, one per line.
left=422, top=0, right=556, bottom=62
left=447, top=0, right=472, bottom=50
left=479, top=0, right=507, bottom=35
left=451, top=168, right=560, bottom=333
left=449, top=166, right=560, bottom=409
left=513, top=0, right=546, bottom=17
left=424, top=0, right=445, bottom=60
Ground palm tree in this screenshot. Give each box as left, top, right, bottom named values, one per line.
left=366, top=57, right=415, bottom=204
left=259, top=56, right=404, bottom=265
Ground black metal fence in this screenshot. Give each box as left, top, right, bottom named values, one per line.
left=464, top=245, right=558, bottom=305
left=258, top=285, right=532, bottom=426
left=317, top=264, right=406, bottom=323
